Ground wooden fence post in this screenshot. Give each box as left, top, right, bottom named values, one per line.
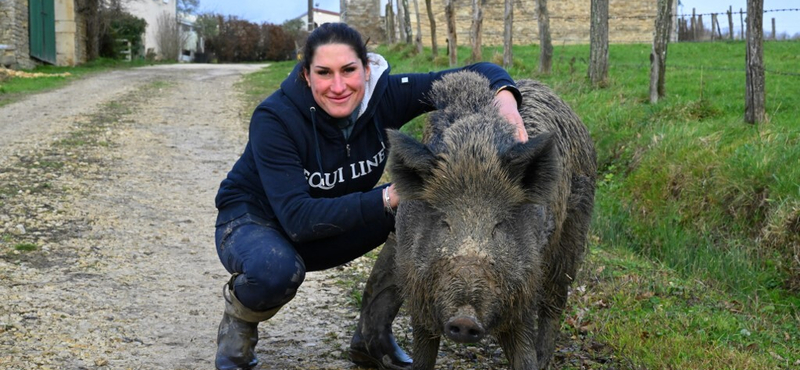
left=711, top=13, right=717, bottom=40
left=771, top=18, right=776, bottom=40
left=740, top=8, right=744, bottom=40
left=698, top=15, right=705, bottom=40
left=727, top=7, right=734, bottom=40
left=745, top=0, right=765, bottom=124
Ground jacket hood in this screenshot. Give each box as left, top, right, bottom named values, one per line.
left=281, top=53, right=391, bottom=125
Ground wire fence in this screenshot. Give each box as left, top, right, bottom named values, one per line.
left=396, top=7, right=800, bottom=76
left=412, top=7, right=800, bottom=41
left=420, top=7, right=800, bottom=21
left=564, top=60, right=800, bottom=78
left=400, top=7, right=800, bottom=47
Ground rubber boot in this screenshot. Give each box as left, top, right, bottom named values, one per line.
left=215, top=275, right=282, bottom=370
left=349, top=234, right=413, bottom=370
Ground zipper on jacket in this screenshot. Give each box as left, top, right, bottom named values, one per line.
left=346, top=144, right=351, bottom=158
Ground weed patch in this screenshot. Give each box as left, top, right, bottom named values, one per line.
left=14, top=243, right=37, bottom=252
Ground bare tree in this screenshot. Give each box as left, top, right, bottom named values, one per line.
left=76, top=0, right=101, bottom=60
left=745, top=0, right=765, bottom=123
left=155, top=11, right=189, bottom=61
left=340, top=0, right=348, bottom=23
left=588, top=0, right=608, bottom=86
left=503, top=0, right=513, bottom=69
left=412, top=0, right=423, bottom=54
left=402, top=0, right=413, bottom=43
left=445, top=0, right=457, bottom=66
left=397, top=0, right=407, bottom=42
left=386, top=2, right=396, bottom=44
left=650, top=0, right=673, bottom=103
left=425, top=0, right=438, bottom=57
left=470, top=0, right=485, bottom=62
left=536, top=0, right=552, bottom=74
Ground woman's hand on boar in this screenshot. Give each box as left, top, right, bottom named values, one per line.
left=383, top=184, right=400, bottom=212
left=494, top=89, right=528, bottom=143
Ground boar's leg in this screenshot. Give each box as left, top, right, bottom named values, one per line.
left=496, top=312, right=539, bottom=370
left=410, top=323, right=440, bottom=370
left=536, top=178, right=594, bottom=369
left=536, top=243, right=583, bottom=368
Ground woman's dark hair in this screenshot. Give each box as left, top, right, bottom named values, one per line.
left=301, top=23, right=368, bottom=80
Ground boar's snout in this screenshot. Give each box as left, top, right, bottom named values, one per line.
left=444, top=314, right=486, bottom=343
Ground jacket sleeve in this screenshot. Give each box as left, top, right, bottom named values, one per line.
left=249, top=106, right=393, bottom=243
left=381, top=62, right=521, bottom=129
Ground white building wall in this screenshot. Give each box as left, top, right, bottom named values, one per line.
left=126, top=0, right=177, bottom=58
left=299, top=9, right=340, bottom=30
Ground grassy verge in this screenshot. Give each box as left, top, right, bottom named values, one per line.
left=235, top=61, right=297, bottom=117
left=236, top=41, right=800, bottom=369
left=0, top=58, right=166, bottom=106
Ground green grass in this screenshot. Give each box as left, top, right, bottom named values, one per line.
left=234, top=40, right=800, bottom=368
left=235, top=61, right=295, bottom=117
left=0, top=58, right=169, bottom=106
left=13, top=243, right=37, bottom=252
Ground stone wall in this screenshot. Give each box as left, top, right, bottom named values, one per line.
left=1, top=0, right=36, bottom=69
left=342, top=0, right=385, bottom=45
left=53, top=0, right=87, bottom=66
left=345, top=0, right=677, bottom=47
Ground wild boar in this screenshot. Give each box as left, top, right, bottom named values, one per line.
left=387, top=71, right=596, bottom=370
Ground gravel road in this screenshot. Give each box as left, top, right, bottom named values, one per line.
left=0, top=64, right=376, bottom=369
left=0, top=63, right=616, bottom=370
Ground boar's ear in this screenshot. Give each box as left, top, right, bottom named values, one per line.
left=387, top=129, right=437, bottom=200
left=502, top=132, right=560, bottom=204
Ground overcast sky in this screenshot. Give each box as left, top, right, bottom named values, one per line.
left=197, top=0, right=799, bottom=36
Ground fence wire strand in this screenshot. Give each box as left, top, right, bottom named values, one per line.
left=399, top=7, right=799, bottom=77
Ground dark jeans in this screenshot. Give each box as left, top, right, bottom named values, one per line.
left=215, top=212, right=391, bottom=312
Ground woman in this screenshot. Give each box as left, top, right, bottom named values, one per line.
left=213, top=22, right=526, bottom=370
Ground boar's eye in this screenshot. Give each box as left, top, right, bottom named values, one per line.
left=492, top=221, right=505, bottom=238
left=438, top=218, right=451, bottom=232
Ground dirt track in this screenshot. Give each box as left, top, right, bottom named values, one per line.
left=0, top=64, right=374, bottom=369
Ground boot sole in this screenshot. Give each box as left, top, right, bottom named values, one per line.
left=349, top=348, right=386, bottom=369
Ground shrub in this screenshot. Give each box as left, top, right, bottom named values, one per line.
left=203, top=16, right=302, bottom=63
left=99, top=9, right=146, bottom=60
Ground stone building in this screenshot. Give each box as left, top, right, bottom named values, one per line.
left=342, top=0, right=677, bottom=47
left=1, top=0, right=87, bottom=69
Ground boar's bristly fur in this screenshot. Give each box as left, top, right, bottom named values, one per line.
left=388, top=71, right=597, bottom=370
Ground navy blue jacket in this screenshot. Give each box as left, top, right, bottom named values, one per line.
left=215, top=56, right=520, bottom=244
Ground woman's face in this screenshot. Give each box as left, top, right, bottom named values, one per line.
left=304, top=43, right=370, bottom=119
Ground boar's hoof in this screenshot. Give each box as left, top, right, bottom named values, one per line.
left=444, top=316, right=486, bottom=343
